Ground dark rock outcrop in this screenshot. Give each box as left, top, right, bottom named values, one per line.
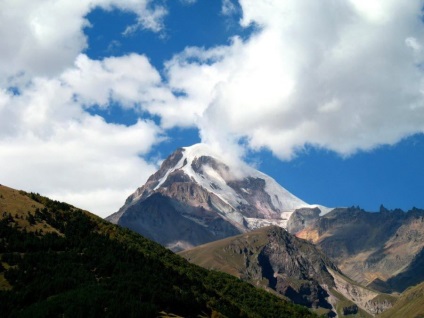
left=181, top=226, right=345, bottom=316
left=342, top=304, right=358, bottom=315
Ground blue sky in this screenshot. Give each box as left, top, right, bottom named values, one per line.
left=0, top=0, right=424, bottom=216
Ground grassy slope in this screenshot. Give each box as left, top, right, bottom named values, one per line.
left=179, top=228, right=270, bottom=278
left=379, top=282, right=424, bottom=318
left=0, top=185, right=316, bottom=318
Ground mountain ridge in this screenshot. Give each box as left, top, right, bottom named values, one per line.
left=179, top=225, right=396, bottom=317
left=296, top=206, right=424, bottom=294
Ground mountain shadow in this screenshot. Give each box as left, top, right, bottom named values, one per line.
left=118, top=192, right=242, bottom=252
left=297, top=207, right=424, bottom=292
left=370, top=247, right=424, bottom=293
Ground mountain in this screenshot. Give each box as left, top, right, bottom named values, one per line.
left=107, top=143, right=326, bottom=251
left=296, top=206, right=424, bottom=294
left=0, top=184, right=317, bottom=317
left=180, top=226, right=396, bottom=317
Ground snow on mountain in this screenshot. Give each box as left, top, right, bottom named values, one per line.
left=107, top=143, right=328, bottom=251
left=167, top=143, right=325, bottom=226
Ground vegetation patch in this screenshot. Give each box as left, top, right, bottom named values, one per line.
left=0, top=188, right=317, bottom=318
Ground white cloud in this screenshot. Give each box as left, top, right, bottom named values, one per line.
left=163, top=0, right=424, bottom=159
left=0, top=0, right=166, bottom=82
left=121, top=2, right=167, bottom=35
left=0, top=69, right=163, bottom=217
left=2, top=0, right=424, bottom=217
left=221, top=0, right=237, bottom=16
left=0, top=1, right=170, bottom=216
left=62, top=53, right=165, bottom=109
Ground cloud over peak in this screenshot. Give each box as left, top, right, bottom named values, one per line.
left=165, top=0, right=424, bottom=159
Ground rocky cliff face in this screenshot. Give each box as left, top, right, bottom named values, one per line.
left=180, top=226, right=392, bottom=317
left=287, top=207, right=322, bottom=234
left=181, top=226, right=338, bottom=315
left=107, top=144, right=323, bottom=251
left=364, top=297, right=395, bottom=315
left=329, top=268, right=395, bottom=315
left=297, top=206, right=424, bottom=293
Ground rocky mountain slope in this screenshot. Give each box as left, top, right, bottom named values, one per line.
left=0, top=184, right=317, bottom=317
left=296, top=206, right=424, bottom=294
left=180, top=226, right=395, bottom=317
left=107, top=143, right=325, bottom=251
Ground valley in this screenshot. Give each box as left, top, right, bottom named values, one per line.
left=105, top=143, right=424, bottom=317
left=1, top=145, right=423, bottom=317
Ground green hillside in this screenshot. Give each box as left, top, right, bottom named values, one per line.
left=379, top=282, right=424, bottom=318
left=0, top=185, right=316, bottom=317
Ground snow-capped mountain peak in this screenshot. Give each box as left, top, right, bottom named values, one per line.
left=107, top=143, right=328, bottom=251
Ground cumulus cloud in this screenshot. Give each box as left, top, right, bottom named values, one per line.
left=62, top=53, right=168, bottom=109
left=0, top=0, right=169, bottom=216
left=0, top=64, right=163, bottom=216
left=2, top=0, right=424, bottom=216
left=0, top=115, right=160, bottom=216
left=0, top=0, right=166, bottom=82
left=164, top=0, right=424, bottom=159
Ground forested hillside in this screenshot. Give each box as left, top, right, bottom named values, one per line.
left=0, top=185, right=316, bottom=317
